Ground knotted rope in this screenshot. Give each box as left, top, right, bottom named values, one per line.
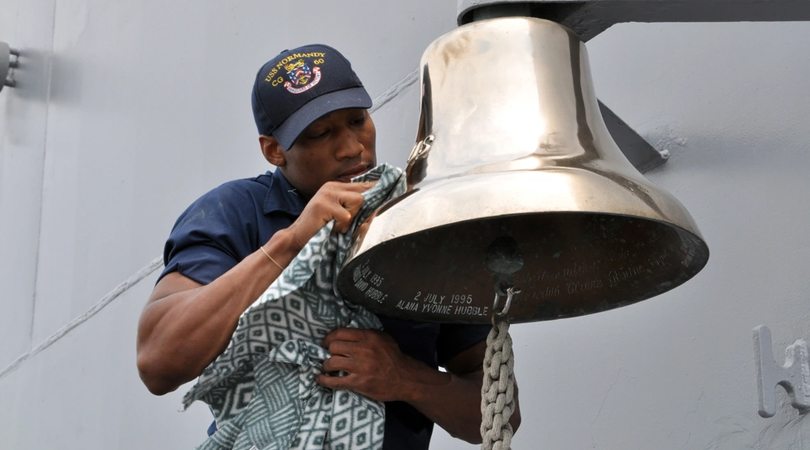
left=480, top=288, right=518, bottom=450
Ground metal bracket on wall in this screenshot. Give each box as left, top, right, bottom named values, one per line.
left=753, top=325, right=810, bottom=418
left=459, top=0, right=810, bottom=41
left=458, top=0, right=810, bottom=173
left=1, top=41, right=19, bottom=92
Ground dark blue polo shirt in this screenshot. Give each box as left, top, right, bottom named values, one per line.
left=160, top=169, right=490, bottom=450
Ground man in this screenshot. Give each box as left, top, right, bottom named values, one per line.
left=136, top=44, right=520, bottom=449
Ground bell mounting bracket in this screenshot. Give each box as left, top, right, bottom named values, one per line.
left=458, top=0, right=810, bottom=173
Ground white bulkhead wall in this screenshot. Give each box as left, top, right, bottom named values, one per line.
left=0, top=0, right=809, bottom=448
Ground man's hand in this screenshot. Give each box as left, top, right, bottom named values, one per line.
left=286, top=180, right=376, bottom=250
left=316, top=327, right=521, bottom=444
left=317, top=328, right=425, bottom=402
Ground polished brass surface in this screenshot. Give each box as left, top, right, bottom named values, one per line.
left=337, top=17, right=709, bottom=323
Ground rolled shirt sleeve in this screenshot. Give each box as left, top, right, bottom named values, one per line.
left=159, top=177, right=284, bottom=285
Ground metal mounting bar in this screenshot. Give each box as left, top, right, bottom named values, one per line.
left=599, top=101, right=668, bottom=172
left=753, top=325, right=810, bottom=418
left=1, top=41, right=18, bottom=91
left=459, top=0, right=810, bottom=41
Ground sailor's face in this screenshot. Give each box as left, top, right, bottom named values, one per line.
left=282, top=108, right=377, bottom=198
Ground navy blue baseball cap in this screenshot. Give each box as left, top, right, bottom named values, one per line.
left=251, top=44, right=372, bottom=150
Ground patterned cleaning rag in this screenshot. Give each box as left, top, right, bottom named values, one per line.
left=182, top=164, right=406, bottom=450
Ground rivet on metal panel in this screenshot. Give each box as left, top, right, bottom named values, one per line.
left=753, top=325, right=810, bottom=418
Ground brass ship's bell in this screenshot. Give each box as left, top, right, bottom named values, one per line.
left=337, top=17, right=709, bottom=324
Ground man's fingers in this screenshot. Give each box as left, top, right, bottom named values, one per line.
left=325, top=189, right=364, bottom=233
left=322, top=180, right=376, bottom=195
left=316, top=372, right=355, bottom=391
left=316, top=329, right=408, bottom=402
left=323, top=340, right=359, bottom=358
left=334, top=192, right=364, bottom=218
left=290, top=180, right=376, bottom=244
left=322, top=355, right=355, bottom=374
left=344, top=180, right=377, bottom=191
left=313, top=180, right=377, bottom=233
left=328, top=203, right=354, bottom=234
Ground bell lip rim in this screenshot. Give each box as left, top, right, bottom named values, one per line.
left=349, top=205, right=709, bottom=268
left=344, top=208, right=710, bottom=268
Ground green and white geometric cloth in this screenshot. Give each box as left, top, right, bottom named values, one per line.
left=183, top=164, right=406, bottom=450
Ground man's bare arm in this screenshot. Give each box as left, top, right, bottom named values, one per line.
left=136, top=181, right=375, bottom=395
left=136, top=234, right=294, bottom=395
left=317, top=329, right=521, bottom=444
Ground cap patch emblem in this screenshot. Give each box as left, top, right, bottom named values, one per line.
left=284, top=59, right=321, bottom=94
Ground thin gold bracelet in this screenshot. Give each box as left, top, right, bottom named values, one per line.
left=259, top=245, right=284, bottom=271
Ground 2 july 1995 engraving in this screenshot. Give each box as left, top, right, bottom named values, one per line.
left=346, top=238, right=690, bottom=318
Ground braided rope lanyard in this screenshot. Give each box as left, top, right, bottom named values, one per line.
left=480, top=286, right=520, bottom=450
